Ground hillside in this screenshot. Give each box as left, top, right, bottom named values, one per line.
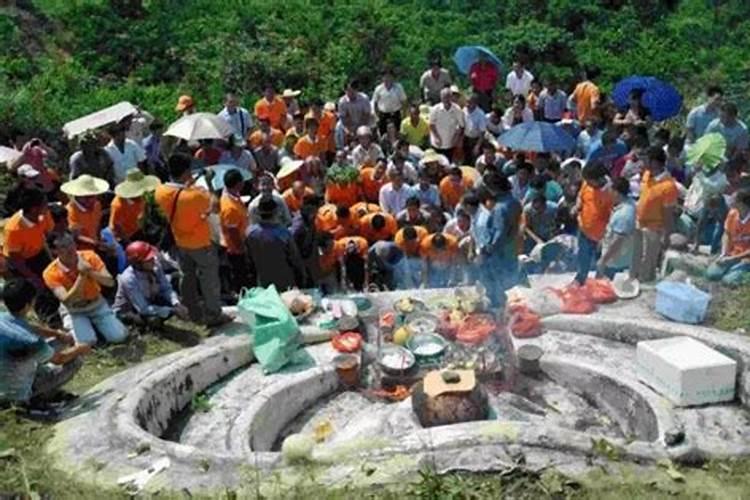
left=0, top=0, right=749, bottom=135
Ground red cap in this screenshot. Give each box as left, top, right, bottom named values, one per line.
left=126, top=241, right=158, bottom=263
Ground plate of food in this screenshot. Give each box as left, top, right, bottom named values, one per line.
left=406, top=312, right=439, bottom=336
left=378, top=344, right=416, bottom=375
left=394, top=297, right=425, bottom=315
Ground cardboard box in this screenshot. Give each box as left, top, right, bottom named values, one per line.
left=636, top=337, right=736, bottom=406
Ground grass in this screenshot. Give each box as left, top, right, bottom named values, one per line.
left=708, top=284, right=750, bottom=333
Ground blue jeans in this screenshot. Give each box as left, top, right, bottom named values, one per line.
left=706, top=260, right=750, bottom=287
left=575, top=231, right=598, bottom=285
left=480, top=254, right=519, bottom=310
left=62, top=298, right=128, bottom=345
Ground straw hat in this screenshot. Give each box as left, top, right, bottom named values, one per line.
left=175, top=95, right=195, bottom=112
left=115, top=168, right=161, bottom=199
left=276, top=157, right=304, bottom=180
left=61, top=174, right=109, bottom=197
left=282, top=89, right=301, bottom=98
left=421, top=149, right=448, bottom=166
left=323, top=101, right=336, bottom=112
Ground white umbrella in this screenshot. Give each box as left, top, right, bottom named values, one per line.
left=62, top=101, right=138, bottom=139
left=0, top=146, right=21, bottom=165
left=164, top=113, right=233, bottom=142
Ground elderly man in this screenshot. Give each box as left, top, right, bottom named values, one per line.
left=420, top=58, right=453, bottom=105
left=113, top=241, right=188, bottom=326
left=371, top=69, right=407, bottom=136
left=69, top=131, right=116, bottom=187
left=218, top=92, right=253, bottom=140
left=351, top=126, right=383, bottom=169
left=249, top=175, right=292, bottom=227
left=338, top=79, right=372, bottom=144
left=429, top=87, right=465, bottom=160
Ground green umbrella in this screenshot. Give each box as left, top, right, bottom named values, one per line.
left=686, top=133, right=726, bottom=171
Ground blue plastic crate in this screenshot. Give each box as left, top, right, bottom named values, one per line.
left=655, top=281, right=711, bottom=324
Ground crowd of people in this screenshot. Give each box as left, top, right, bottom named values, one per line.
left=2, top=55, right=750, bottom=406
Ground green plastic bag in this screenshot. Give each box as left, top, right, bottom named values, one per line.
left=238, top=285, right=300, bottom=374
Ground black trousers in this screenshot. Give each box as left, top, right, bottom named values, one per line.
left=23, top=251, right=61, bottom=327
left=225, top=251, right=253, bottom=294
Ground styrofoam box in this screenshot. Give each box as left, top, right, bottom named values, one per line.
left=636, top=337, right=736, bottom=407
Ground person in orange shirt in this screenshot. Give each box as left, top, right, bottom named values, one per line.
left=308, top=98, right=337, bottom=157
left=2, top=189, right=60, bottom=324
left=570, top=67, right=601, bottom=124
left=632, top=147, right=678, bottom=282
left=60, top=175, right=108, bottom=245
left=43, top=232, right=127, bottom=345
left=155, top=153, right=232, bottom=327
left=439, top=166, right=470, bottom=211
left=325, top=178, right=361, bottom=208
left=573, top=162, right=613, bottom=285
left=331, top=206, right=361, bottom=239
left=315, top=203, right=339, bottom=233
left=360, top=160, right=388, bottom=203
left=293, top=118, right=323, bottom=160
left=351, top=201, right=381, bottom=220
left=394, top=224, right=428, bottom=257
left=110, top=168, right=160, bottom=245
left=419, top=232, right=458, bottom=287
left=219, top=170, right=251, bottom=294
left=254, top=84, right=288, bottom=130
left=316, top=232, right=339, bottom=293
left=333, top=235, right=370, bottom=291
left=707, top=190, right=750, bottom=286
left=282, top=181, right=315, bottom=214
left=247, top=116, right=284, bottom=149
left=285, top=112, right=306, bottom=148
left=359, top=212, right=398, bottom=244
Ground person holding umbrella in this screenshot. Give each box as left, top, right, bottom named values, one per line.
left=469, top=53, right=499, bottom=112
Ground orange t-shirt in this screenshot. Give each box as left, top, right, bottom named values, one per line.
left=68, top=200, right=103, bottom=242
left=420, top=233, right=459, bottom=264
left=319, top=247, right=338, bottom=275
left=572, top=81, right=600, bottom=123
left=220, top=192, right=249, bottom=254
left=282, top=187, right=315, bottom=213
left=360, top=168, right=387, bottom=203
left=334, top=236, right=369, bottom=260
left=360, top=213, right=398, bottom=243
left=637, top=171, right=678, bottom=231
left=325, top=182, right=361, bottom=208
left=2, top=211, right=53, bottom=259
left=439, top=177, right=468, bottom=209
left=255, top=97, right=288, bottom=130
left=577, top=181, right=613, bottom=241
left=293, top=135, right=323, bottom=160
left=351, top=202, right=381, bottom=220
left=725, top=208, right=750, bottom=257
left=331, top=216, right=361, bottom=240
left=394, top=225, right=429, bottom=257
left=155, top=183, right=212, bottom=249
left=306, top=110, right=336, bottom=152
left=43, top=250, right=106, bottom=302
left=248, top=128, right=284, bottom=149
left=315, top=204, right=339, bottom=233
left=109, top=196, right=145, bottom=240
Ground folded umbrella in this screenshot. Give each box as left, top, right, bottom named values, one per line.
left=164, top=112, right=233, bottom=142
left=453, top=45, right=502, bottom=75
left=612, top=76, right=682, bottom=121
left=686, top=132, right=726, bottom=171
left=498, top=121, right=575, bottom=153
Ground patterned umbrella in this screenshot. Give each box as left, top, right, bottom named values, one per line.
left=686, top=133, right=726, bottom=170
left=498, top=121, right=576, bottom=153
left=612, top=76, right=682, bottom=121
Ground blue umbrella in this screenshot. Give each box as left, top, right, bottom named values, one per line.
left=196, top=164, right=253, bottom=191
left=453, top=45, right=502, bottom=75
left=612, top=75, right=682, bottom=121
left=498, top=122, right=576, bottom=153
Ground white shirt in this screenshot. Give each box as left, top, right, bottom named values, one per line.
left=464, top=106, right=488, bottom=139
left=386, top=161, right=418, bottom=184
left=502, top=107, right=534, bottom=130
left=218, top=106, right=253, bottom=139
left=429, top=103, right=465, bottom=149
left=371, top=82, right=407, bottom=114
left=505, top=70, right=535, bottom=96
left=351, top=143, right=384, bottom=168
left=105, top=139, right=146, bottom=184
left=379, top=182, right=412, bottom=215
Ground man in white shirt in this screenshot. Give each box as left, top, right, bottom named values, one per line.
left=463, top=94, right=488, bottom=165
left=429, top=88, right=465, bottom=161
left=420, top=58, right=453, bottom=105
left=218, top=93, right=253, bottom=141
left=351, top=126, right=384, bottom=169
left=372, top=69, right=407, bottom=136
left=379, top=170, right=411, bottom=215
left=104, top=124, right=146, bottom=184
left=505, top=61, right=534, bottom=97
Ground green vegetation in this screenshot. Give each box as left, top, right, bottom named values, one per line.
left=1, top=0, right=749, bottom=135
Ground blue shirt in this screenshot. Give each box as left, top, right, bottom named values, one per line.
left=705, top=118, right=749, bottom=154
left=0, top=313, right=53, bottom=403
left=410, top=184, right=440, bottom=208
left=686, top=104, right=718, bottom=141
left=523, top=201, right=559, bottom=241
left=113, top=264, right=179, bottom=318
left=472, top=194, right=521, bottom=261
left=586, top=139, right=628, bottom=171
left=602, top=199, right=636, bottom=270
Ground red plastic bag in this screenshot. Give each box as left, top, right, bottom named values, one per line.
left=583, top=278, right=617, bottom=304
left=552, top=285, right=597, bottom=315
left=509, top=306, right=543, bottom=338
